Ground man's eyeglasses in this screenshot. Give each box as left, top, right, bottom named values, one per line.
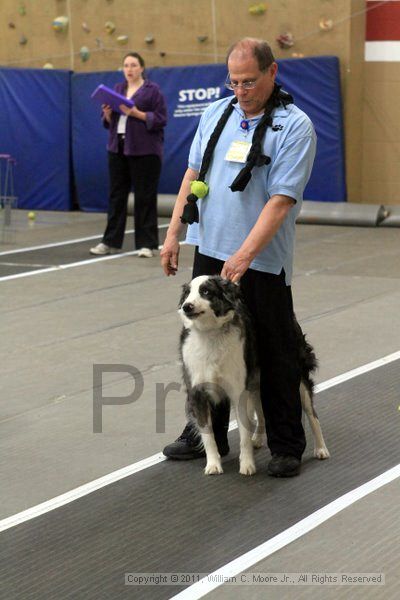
left=225, top=76, right=259, bottom=91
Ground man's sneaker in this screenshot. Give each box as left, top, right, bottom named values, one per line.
left=163, top=422, right=229, bottom=460
left=90, top=243, right=120, bottom=255
left=137, top=247, right=154, bottom=258
left=267, top=454, right=301, bottom=477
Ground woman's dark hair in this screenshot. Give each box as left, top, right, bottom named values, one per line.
left=226, top=38, right=275, bottom=72
left=123, top=52, right=145, bottom=68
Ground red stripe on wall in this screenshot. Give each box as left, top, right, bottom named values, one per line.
left=366, top=1, right=400, bottom=40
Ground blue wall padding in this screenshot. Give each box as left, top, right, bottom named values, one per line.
left=149, top=64, right=232, bottom=199
left=0, top=56, right=346, bottom=211
left=0, top=68, right=71, bottom=210
left=73, top=56, right=346, bottom=211
left=71, top=71, right=121, bottom=213
left=72, top=65, right=232, bottom=211
left=276, top=56, right=346, bottom=202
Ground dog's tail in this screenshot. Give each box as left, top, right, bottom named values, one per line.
left=293, top=316, right=318, bottom=397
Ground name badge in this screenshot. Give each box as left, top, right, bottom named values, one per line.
left=225, top=140, right=251, bottom=163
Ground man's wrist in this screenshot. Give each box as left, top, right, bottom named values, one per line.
left=238, top=245, right=257, bottom=263
left=165, top=231, right=180, bottom=244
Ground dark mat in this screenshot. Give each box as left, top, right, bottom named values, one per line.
left=0, top=262, right=42, bottom=277
left=1, top=361, right=399, bottom=600
left=0, top=228, right=174, bottom=278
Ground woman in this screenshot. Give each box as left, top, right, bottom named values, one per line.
left=91, top=52, right=167, bottom=257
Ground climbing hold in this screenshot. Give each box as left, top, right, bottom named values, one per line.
left=319, top=18, right=334, bottom=31
left=80, top=46, right=90, bottom=62
left=104, top=21, right=116, bottom=34
left=248, top=3, right=267, bottom=16
left=276, top=32, right=294, bottom=49
left=116, top=35, right=129, bottom=45
left=53, top=16, right=69, bottom=32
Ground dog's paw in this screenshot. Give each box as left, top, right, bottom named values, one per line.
left=314, top=446, right=330, bottom=459
left=204, top=462, right=223, bottom=475
left=251, top=433, right=265, bottom=449
left=239, top=461, right=256, bottom=476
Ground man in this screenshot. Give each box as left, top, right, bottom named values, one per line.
left=160, top=38, right=316, bottom=477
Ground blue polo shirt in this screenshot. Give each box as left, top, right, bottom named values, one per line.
left=186, top=96, right=316, bottom=284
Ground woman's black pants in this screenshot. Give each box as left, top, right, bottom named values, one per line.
left=103, top=149, right=161, bottom=250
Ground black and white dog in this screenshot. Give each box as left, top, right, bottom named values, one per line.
left=179, top=275, right=330, bottom=476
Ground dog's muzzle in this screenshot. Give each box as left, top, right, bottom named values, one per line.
left=182, top=302, right=204, bottom=319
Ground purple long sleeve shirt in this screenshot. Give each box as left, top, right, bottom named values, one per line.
left=103, top=80, right=167, bottom=159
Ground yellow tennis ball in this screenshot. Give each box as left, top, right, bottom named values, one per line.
left=190, top=180, right=209, bottom=198
left=28, top=211, right=36, bottom=220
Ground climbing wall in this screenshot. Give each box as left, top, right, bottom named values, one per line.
left=7, top=1, right=397, bottom=204
left=0, top=0, right=358, bottom=72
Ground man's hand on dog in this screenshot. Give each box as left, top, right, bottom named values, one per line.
left=221, top=251, right=252, bottom=283
left=160, top=237, right=180, bottom=276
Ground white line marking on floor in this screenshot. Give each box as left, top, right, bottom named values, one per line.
left=0, top=350, right=398, bottom=534
left=0, top=223, right=170, bottom=256
left=0, top=228, right=180, bottom=283
left=0, top=262, right=54, bottom=268
left=0, top=228, right=134, bottom=256
left=314, top=350, right=400, bottom=392
left=0, top=454, right=166, bottom=533
left=170, top=463, right=400, bottom=600
left=0, top=249, right=138, bottom=281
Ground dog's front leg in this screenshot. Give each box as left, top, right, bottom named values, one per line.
left=235, top=392, right=256, bottom=475
left=200, top=421, right=223, bottom=475
left=191, top=387, right=223, bottom=475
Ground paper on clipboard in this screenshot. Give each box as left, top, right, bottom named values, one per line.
left=91, top=84, right=135, bottom=114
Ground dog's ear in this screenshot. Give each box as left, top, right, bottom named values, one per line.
left=178, top=283, right=191, bottom=307
left=220, top=278, right=242, bottom=307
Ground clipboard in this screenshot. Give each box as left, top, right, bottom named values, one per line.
left=91, top=84, right=135, bottom=114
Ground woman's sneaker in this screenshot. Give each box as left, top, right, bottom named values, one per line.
left=137, top=247, right=154, bottom=258
left=90, top=243, right=120, bottom=255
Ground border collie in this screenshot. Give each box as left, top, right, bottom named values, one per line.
left=178, top=275, right=330, bottom=475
